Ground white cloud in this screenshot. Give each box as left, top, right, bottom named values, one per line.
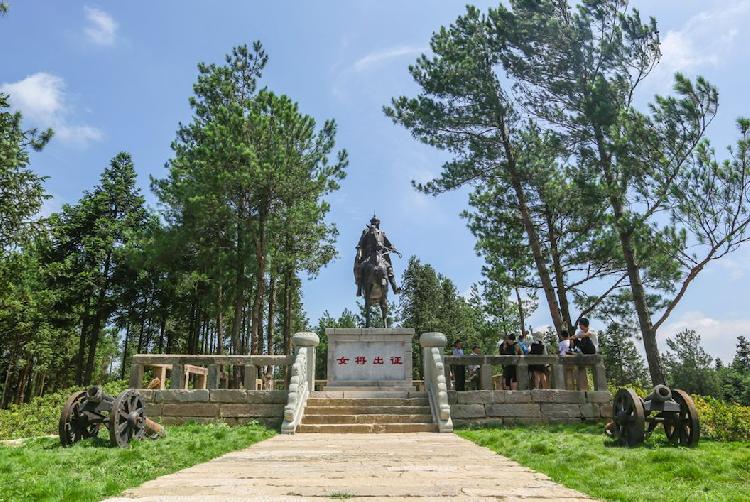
left=656, top=1, right=750, bottom=78
left=352, top=45, right=426, bottom=73
left=83, top=6, right=117, bottom=46
left=660, top=310, right=750, bottom=362
left=1, top=72, right=103, bottom=147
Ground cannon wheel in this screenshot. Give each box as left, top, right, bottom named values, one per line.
left=109, top=389, right=146, bottom=448
left=59, top=391, right=100, bottom=447
left=664, top=389, right=700, bottom=447
left=612, top=388, right=645, bottom=447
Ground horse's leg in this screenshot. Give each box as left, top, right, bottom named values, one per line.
left=381, top=298, right=388, bottom=328
left=365, top=296, right=371, bottom=328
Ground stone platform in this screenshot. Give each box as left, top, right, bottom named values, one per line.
left=107, top=433, right=591, bottom=501
left=449, top=389, right=612, bottom=426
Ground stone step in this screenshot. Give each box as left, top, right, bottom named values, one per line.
left=296, top=423, right=439, bottom=433
left=311, top=390, right=427, bottom=399
left=304, top=405, right=431, bottom=415
left=306, top=397, right=429, bottom=407
left=301, top=414, right=434, bottom=425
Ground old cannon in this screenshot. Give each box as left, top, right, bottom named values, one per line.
left=59, top=386, right=165, bottom=448
left=609, top=385, right=700, bottom=447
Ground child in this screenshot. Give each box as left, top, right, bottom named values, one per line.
left=558, top=330, right=575, bottom=389
left=558, top=329, right=572, bottom=355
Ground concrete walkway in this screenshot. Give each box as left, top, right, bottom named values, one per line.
left=107, top=433, right=591, bottom=501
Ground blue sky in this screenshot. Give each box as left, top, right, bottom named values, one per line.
left=2, top=1, right=749, bottom=362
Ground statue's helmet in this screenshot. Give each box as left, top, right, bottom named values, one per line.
left=370, top=215, right=380, bottom=227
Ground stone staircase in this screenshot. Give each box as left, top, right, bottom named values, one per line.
left=297, top=391, right=438, bottom=433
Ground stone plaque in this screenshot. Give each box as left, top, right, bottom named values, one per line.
left=326, top=328, right=414, bottom=389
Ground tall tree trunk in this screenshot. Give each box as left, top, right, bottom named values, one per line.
left=514, top=286, right=526, bottom=336
left=283, top=268, right=293, bottom=355
left=545, top=208, right=574, bottom=334
left=596, top=131, right=665, bottom=385
left=231, top=218, right=246, bottom=358
left=85, top=251, right=113, bottom=385
left=501, top=140, right=564, bottom=335
left=216, top=284, right=224, bottom=355
left=158, top=315, right=166, bottom=354
left=120, top=322, right=131, bottom=380
left=136, top=300, right=148, bottom=354
left=251, top=211, right=267, bottom=355
left=267, top=272, right=276, bottom=356
left=14, top=361, right=29, bottom=404
left=75, top=298, right=91, bottom=386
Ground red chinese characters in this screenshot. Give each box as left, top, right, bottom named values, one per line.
left=335, top=355, right=404, bottom=366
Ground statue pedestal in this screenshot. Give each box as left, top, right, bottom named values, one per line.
left=325, top=328, right=415, bottom=390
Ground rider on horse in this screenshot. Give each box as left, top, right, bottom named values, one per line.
left=354, top=215, right=401, bottom=296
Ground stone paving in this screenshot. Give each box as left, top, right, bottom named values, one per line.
left=107, top=433, right=591, bottom=501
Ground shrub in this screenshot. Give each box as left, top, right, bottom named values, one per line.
left=693, top=395, right=750, bottom=442
left=0, top=380, right=127, bottom=440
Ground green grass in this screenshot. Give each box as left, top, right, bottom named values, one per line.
left=0, top=422, right=274, bottom=502
left=458, top=424, right=750, bottom=502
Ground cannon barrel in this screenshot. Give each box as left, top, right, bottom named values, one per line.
left=646, top=384, right=672, bottom=403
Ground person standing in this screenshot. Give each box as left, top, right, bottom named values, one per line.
left=468, top=345, right=482, bottom=390
left=528, top=332, right=548, bottom=389
left=500, top=334, right=522, bottom=390
left=452, top=340, right=465, bottom=391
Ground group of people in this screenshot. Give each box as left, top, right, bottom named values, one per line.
left=450, top=317, right=598, bottom=391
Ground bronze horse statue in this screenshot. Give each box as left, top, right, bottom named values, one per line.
left=354, top=216, right=402, bottom=328
left=360, top=250, right=393, bottom=327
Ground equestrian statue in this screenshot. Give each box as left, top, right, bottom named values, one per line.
left=353, top=215, right=402, bottom=328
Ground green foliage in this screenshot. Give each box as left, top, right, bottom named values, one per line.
left=313, top=309, right=356, bottom=379
left=389, top=0, right=750, bottom=386
left=0, top=93, right=51, bottom=252
left=598, top=323, right=649, bottom=387
left=0, top=422, right=274, bottom=502
left=694, top=395, right=750, bottom=442
left=663, top=329, right=722, bottom=397
left=459, top=424, right=750, bottom=501
left=0, top=381, right=127, bottom=440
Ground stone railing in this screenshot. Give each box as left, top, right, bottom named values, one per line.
left=129, top=354, right=294, bottom=390
left=443, top=354, right=607, bottom=391
left=281, top=332, right=319, bottom=434
left=419, top=332, right=453, bottom=433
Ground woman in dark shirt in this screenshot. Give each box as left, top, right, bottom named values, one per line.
left=528, top=332, right=548, bottom=389
left=500, top=334, right=522, bottom=390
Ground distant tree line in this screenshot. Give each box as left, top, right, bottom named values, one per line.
left=0, top=39, right=347, bottom=405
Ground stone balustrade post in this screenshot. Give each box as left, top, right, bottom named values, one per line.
left=129, top=363, right=144, bottom=389
left=480, top=358, right=492, bottom=390
left=244, top=364, right=258, bottom=390
left=419, top=332, right=452, bottom=433
left=552, top=360, right=565, bottom=390
left=594, top=360, right=607, bottom=391
left=517, top=358, right=529, bottom=390
left=207, top=364, right=220, bottom=389
left=292, top=332, right=319, bottom=393
left=170, top=363, right=185, bottom=390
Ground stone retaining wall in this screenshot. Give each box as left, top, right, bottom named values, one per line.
left=140, top=389, right=288, bottom=428
left=448, top=389, right=612, bottom=426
